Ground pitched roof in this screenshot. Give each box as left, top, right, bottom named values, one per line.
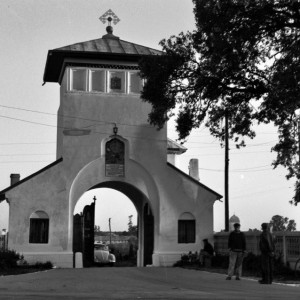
left=167, top=138, right=187, bottom=155
left=167, top=162, right=222, bottom=200
left=43, top=33, right=162, bottom=83
left=0, top=158, right=63, bottom=201
left=55, top=37, right=162, bottom=56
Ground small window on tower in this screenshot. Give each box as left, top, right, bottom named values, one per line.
left=129, top=72, right=142, bottom=94
left=70, top=69, right=87, bottom=91
left=109, top=71, right=125, bottom=93
left=90, top=70, right=105, bottom=92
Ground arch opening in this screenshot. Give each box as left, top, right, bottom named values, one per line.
left=72, top=181, right=154, bottom=267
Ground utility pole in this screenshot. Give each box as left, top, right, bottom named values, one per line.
left=224, top=113, right=230, bottom=231
left=297, top=117, right=300, bottom=203
left=109, top=218, right=112, bottom=245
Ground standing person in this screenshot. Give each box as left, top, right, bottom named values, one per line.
left=199, top=239, right=214, bottom=266
left=226, top=223, right=246, bottom=280
left=259, top=223, right=275, bottom=284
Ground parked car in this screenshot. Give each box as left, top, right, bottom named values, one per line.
left=94, top=242, right=116, bottom=266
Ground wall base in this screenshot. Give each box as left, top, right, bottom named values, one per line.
left=152, top=252, right=181, bottom=267
left=22, top=252, right=73, bottom=268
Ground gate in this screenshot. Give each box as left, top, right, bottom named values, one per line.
left=73, top=202, right=95, bottom=267
left=143, top=203, right=154, bottom=266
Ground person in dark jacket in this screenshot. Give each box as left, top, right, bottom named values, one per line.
left=199, top=239, right=214, bottom=266
left=226, top=223, right=246, bottom=280
left=259, top=223, right=275, bottom=284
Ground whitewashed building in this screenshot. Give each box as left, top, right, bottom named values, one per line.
left=0, top=22, right=221, bottom=268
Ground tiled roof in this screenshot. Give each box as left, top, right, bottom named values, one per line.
left=55, top=36, right=162, bottom=56
left=167, top=138, right=187, bottom=155
left=43, top=33, right=162, bottom=83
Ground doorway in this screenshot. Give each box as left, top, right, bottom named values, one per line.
left=73, top=184, right=154, bottom=267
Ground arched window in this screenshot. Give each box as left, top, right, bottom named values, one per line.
left=105, top=138, right=125, bottom=177
left=29, top=211, right=49, bottom=244
left=178, top=212, right=195, bottom=244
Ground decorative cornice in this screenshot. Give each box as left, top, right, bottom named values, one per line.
left=65, top=62, right=140, bottom=70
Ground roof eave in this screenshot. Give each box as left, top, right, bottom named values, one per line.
left=167, top=162, right=223, bottom=200
left=0, top=158, right=63, bottom=201
left=43, top=49, right=161, bottom=83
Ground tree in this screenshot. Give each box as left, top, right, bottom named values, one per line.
left=94, top=225, right=101, bottom=233
left=128, top=215, right=137, bottom=236
left=270, top=215, right=296, bottom=232
left=139, top=0, right=300, bottom=203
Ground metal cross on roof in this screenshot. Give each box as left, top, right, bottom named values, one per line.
left=99, top=9, right=120, bottom=26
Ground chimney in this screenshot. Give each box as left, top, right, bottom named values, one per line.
left=189, top=159, right=200, bottom=181
left=10, top=173, right=20, bottom=186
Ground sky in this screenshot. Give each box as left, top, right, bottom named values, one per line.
left=0, top=0, right=299, bottom=233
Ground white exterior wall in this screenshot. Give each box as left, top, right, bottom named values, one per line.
left=4, top=61, right=219, bottom=268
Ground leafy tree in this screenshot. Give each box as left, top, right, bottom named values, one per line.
left=94, top=225, right=101, bottom=232
left=270, top=215, right=296, bottom=232
left=139, top=0, right=300, bottom=202
left=128, top=215, right=137, bottom=236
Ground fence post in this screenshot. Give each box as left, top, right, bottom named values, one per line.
left=282, top=233, right=287, bottom=265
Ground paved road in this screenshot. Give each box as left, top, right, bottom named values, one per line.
left=0, top=267, right=299, bottom=299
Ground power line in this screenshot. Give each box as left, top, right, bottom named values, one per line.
left=0, top=114, right=167, bottom=143
left=0, top=104, right=154, bottom=129
left=0, top=154, right=54, bottom=156
left=230, top=186, right=290, bottom=199
left=0, top=142, right=55, bottom=145
left=198, top=166, right=273, bottom=173
left=0, top=160, right=52, bottom=164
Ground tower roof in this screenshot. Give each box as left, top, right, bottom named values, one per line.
left=229, top=214, right=240, bottom=223
left=43, top=35, right=162, bottom=83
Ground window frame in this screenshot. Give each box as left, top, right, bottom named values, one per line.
left=68, top=67, right=143, bottom=95
left=178, top=219, right=196, bottom=244
left=107, top=70, right=126, bottom=94
left=89, top=69, right=106, bottom=93
left=29, top=218, right=49, bottom=244
left=128, top=71, right=143, bottom=94
left=69, top=68, right=88, bottom=92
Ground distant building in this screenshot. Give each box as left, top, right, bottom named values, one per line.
left=95, top=235, right=132, bottom=244
left=229, top=214, right=241, bottom=231
left=0, top=13, right=222, bottom=267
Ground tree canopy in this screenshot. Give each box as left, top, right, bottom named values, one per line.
left=270, top=215, right=296, bottom=231
left=139, top=0, right=300, bottom=202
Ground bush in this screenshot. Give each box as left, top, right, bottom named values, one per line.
left=211, top=254, right=229, bottom=268
left=0, top=249, right=23, bottom=269
left=29, top=261, right=53, bottom=269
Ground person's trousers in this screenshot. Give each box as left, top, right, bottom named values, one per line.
left=228, top=251, right=244, bottom=277
left=261, top=253, right=273, bottom=283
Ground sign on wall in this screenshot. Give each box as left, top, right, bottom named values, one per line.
left=105, top=138, right=125, bottom=177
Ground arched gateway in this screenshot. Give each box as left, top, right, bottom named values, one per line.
left=0, top=15, right=221, bottom=268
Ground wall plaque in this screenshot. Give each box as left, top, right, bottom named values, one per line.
left=105, top=138, right=125, bottom=177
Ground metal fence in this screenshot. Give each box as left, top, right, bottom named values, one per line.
left=214, top=231, right=300, bottom=266
left=0, top=234, right=8, bottom=251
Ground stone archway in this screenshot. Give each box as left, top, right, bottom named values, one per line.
left=68, top=157, right=159, bottom=267
left=72, top=182, right=154, bottom=267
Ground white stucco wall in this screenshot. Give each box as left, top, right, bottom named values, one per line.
left=3, top=60, right=220, bottom=268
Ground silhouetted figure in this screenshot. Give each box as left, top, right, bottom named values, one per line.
left=199, top=239, right=214, bottom=266
left=259, top=223, right=275, bottom=284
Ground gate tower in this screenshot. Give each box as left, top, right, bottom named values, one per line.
left=0, top=13, right=221, bottom=267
